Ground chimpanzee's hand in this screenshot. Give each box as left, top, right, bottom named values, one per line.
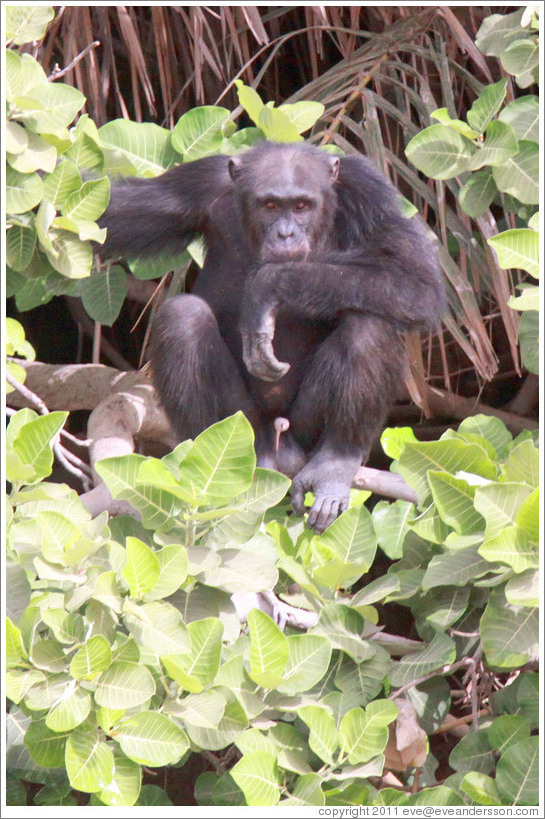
left=291, top=467, right=351, bottom=535
left=240, top=271, right=290, bottom=382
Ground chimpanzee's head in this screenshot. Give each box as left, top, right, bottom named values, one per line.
left=228, top=142, right=339, bottom=262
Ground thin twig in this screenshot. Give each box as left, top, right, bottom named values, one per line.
left=48, top=40, right=101, bottom=80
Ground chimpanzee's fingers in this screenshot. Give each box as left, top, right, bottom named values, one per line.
left=308, top=497, right=341, bottom=535
left=291, top=478, right=308, bottom=517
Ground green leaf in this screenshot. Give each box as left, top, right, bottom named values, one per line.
left=430, top=108, right=480, bottom=140
left=371, top=499, right=414, bottom=559
left=258, top=106, right=303, bottom=143
left=312, top=605, right=373, bottom=663
left=46, top=685, right=92, bottom=732
left=492, top=141, right=539, bottom=204
left=474, top=481, right=533, bottom=539
left=99, top=119, right=176, bottom=175
left=6, top=618, right=26, bottom=667
left=339, top=700, right=398, bottom=764
left=380, top=426, right=418, bottom=459
left=481, top=591, right=538, bottom=668
left=248, top=609, right=289, bottom=688
left=62, top=177, right=110, bottom=221
left=15, top=82, right=85, bottom=135
left=122, top=537, right=160, bottom=599
left=6, top=165, right=43, bottom=214
left=42, top=160, right=82, bottom=209
left=79, top=264, right=127, bottom=325
left=8, top=410, right=68, bottom=485
left=115, top=711, right=189, bottom=766
left=283, top=773, right=325, bottom=806
left=501, top=38, right=539, bottom=79
left=459, top=171, right=497, bottom=217
left=184, top=699, right=248, bottom=751
left=277, top=101, right=325, bottom=134
left=488, top=714, right=531, bottom=754
left=98, top=747, right=142, bottom=807
left=177, top=412, right=256, bottom=505
left=467, top=78, right=509, bottom=132
left=144, top=543, right=188, bottom=601
left=24, top=719, right=69, bottom=767
left=334, top=646, right=391, bottom=708
left=500, top=438, right=539, bottom=487
left=230, top=751, right=281, bottom=807
left=44, top=228, right=94, bottom=278
left=94, top=661, right=156, bottom=709
left=427, top=471, right=485, bottom=534
left=278, top=634, right=332, bottom=694
left=95, top=454, right=179, bottom=530
left=496, top=737, right=539, bottom=805
left=65, top=730, right=114, bottom=793
left=423, top=545, right=501, bottom=590
left=172, top=106, right=231, bottom=160
left=162, top=618, right=223, bottom=691
left=460, top=773, right=501, bottom=806
left=123, top=600, right=190, bottom=656
left=389, top=632, right=456, bottom=689
left=488, top=228, right=539, bottom=278
left=475, top=9, right=526, bottom=57
left=405, top=124, right=476, bottom=179
left=499, top=95, right=539, bottom=143
left=518, top=310, right=539, bottom=373
left=8, top=130, right=57, bottom=173
left=469, top=120, right=518, bottom=170
left=397, top=439, right=497, bottom=506
left=70, top=635, right=112, bottom=680
left=505, top=568, right=539, bottom=607
left=308, top=504, right=377, bottom=589
left=234, top=80, right=265, bottom=126
left=298, top=705, right=339, bottom=765
left=458, top=414, right=512, bottom=457
left=6, top=5, right=55, bottom=45
left=449, top=730, right=494, bottom=774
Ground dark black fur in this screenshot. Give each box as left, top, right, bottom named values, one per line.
left=101, top=142, right=444, bottom=532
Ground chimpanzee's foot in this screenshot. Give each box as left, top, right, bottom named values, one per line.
left=256, top=417, right=307, bottom=478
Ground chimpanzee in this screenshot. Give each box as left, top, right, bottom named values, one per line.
left=100, top=141, right=444, bottom=533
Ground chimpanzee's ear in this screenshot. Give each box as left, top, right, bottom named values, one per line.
left=228, top=155, right=243, bottom=181
left=329, top=156, right=340, bottom=182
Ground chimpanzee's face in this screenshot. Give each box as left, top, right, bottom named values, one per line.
left=228, top=143, right=339, bottom=262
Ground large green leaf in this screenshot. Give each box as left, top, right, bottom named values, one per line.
left=488, top=228, right=539, bottom=278
left=389, top=632, right=456, bottom=689
left=6, top=166, right=43, bottom=214
left=481, top=591, right=538, bottom=667
left=312, top=605, right=374, bottom=663
left=469, top=120, right=518, bottom=170
left=46, top=685, right=92, bottom=732
left=298, top=705, right=338, bottom=766
left=499, top=95, right=539, bottom=142
left=427, top=471, right=485, bottom=534
left=466, top=78, right=508, bottom=133
left=184, top=699, right=248, bottom=751
left=176, top=412, right=256, bottom=506
left=123, top=600, right=190, bottom=656
left=98, top=747, right=142, bottom=807
left=99, top=119, right=176, bottom=175
left=248, top=609, right=289, bottom=688
left=278, top=634, right=332, bottom=694
left=308, top=504, right=377, bottom=589
left=230, top=751, right=281, bottom=806
left=24, top=719, right=69, bottom=768
left=172, top=106, right=231, bottom=160
left=492, top=141, right=539, bottom=203
left=94, top=662, right=156, bottom=709
left=79, top=264, right=127, bottom=325
left=405, top=124, right=476, bottom=179
left=115, top=711, right=189, bottom=766
left=144, top=543, right=188, bottom=601
left=95, top=454, right=180, bottom=530
left=339, top=700, right=398, bottom=764
left=65, top=730, right=114, bottom=793
left=6, top=5, right=55, bottom=45
left=70, top=635, right=112, bottom=681
left=496, top=737, right=539, bottom=805
left=122, top=537, right=160, bottom=600
left=15, top=82, right=85, bottom=134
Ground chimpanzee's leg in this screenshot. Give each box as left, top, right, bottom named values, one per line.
left=288, top=313, right=405, bottom=532
left=150, top=295, right=307, bottom=476
left=149, top=295, right=260, bottom=440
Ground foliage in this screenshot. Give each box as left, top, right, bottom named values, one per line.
left=405, top=7, right=539, bottom=374
left=5, top=7, right=540, bottom=808
left=6, top=407, right=540, bottom=807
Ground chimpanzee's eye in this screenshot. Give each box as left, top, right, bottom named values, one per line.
left=294, top=201, right=307, bottom=211
left=265, top=201, right=277, bottom=210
